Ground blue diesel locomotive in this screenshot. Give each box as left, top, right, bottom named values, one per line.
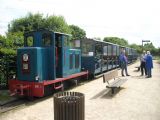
left=9, top=30, right=137, bottom=98
left=9, top=30, right=88, bottom=97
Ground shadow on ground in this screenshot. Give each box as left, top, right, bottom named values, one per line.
left=90, top=87, right=126, bottom=99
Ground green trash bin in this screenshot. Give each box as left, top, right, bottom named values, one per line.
left=54, top=92, right=85, bottom=120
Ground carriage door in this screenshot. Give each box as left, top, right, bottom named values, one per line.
left=55, top=33, right=63, bottom=78
left=95, top=42, right=103, bottom=73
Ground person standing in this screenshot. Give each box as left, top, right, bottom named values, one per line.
left=145, top=51, right=153, bottom=78
left=140, top=51, right=147, bottom=76
left=119, top=49, right=130, bottom=76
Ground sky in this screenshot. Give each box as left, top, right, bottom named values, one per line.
left=0, top=0, right=160, bottom=48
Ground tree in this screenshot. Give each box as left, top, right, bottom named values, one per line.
left=129, top=43, right=142, bottom=54
left=143, top=43, right=157, bottom=55
left=8, top=13, right=44, bottom=33
left=8, top=13, right=71, bottom=34
left=103, top=37, right=129, bottom=46
left=45, top=15, right=71, bottom=34
left=69, top=25, right=86, bottom=40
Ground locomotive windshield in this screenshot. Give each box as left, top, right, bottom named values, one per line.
left=25, top=35, right=34, bottom=47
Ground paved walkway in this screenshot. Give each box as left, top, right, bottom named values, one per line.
left=0, top=60, right=160, bottom=120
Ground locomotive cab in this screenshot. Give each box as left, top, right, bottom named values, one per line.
left=17, top=30, right=81, bottom=82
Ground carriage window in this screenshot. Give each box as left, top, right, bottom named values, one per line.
left=117, top=46, right=120, bottom=55
left=81, top=40, right=93, bottom=56
left=26, top=36, right=33, bottom=47
left=42, top=33, right=52, bottom=46
left=108, top=44, right=112, bottom=56
left=103, top=46, right=108, bottom=55
left=95, top=43, right=102, bottom=56
left=113, top=45, right=117, bottom=56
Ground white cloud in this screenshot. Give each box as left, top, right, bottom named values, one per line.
left=0, top=0, right=160, bottom=47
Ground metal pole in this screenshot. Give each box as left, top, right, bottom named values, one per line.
left=142, top=40, right=143, bottom=52
left=142, top=40, right=150, bottom=52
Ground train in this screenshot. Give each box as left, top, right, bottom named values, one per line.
left=9, top=29, right=137, bottom=98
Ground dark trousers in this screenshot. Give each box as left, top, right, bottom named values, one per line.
left=147, top=68, right=152, bottom=77
left=140, top=62, right=147, bottom=75
left=121, top=64, right=129, bottom=76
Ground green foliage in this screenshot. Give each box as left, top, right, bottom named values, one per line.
left=143, top=43, right=157, bottom=55
left=0, top=48, right=16, bottom=55
left=69, top=25, right=86, bottom=40
left=8, top=13, right=44, bottom=33
left=8, top=13, right=71, bottom=34
left=129, top=44, right=142, bottom=54
left=45, top=15, right=71, bottom=34
left=103, top=37, right=129, bottom=46
left=0, top=34, right=17, bottom=55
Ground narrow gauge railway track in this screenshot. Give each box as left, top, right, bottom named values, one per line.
left=0, top=98, right=28, bottom=113
left=0, top=79, right=88, bottom=114
left=0, top=95, right=53, bottom=113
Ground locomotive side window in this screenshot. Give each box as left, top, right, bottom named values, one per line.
left=26, top=36, right=33, bottom=47
left=75, top=54, right=80, bottom=68
left=69, top=54, right=73, bottom=69
left=42, top=33, right=52, bottom=46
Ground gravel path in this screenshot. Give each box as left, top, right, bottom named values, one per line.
left=0, top=60, right=160, bottom=120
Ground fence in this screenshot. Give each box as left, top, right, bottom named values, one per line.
left=0, top=53, right=16, bottom=89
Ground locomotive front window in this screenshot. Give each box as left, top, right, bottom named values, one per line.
left=42, top=33, right=52, bottom=46
left=26, top=36, right=33, bottom=47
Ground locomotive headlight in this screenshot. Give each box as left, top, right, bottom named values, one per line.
left=35, top=76, right=39, bottom=81
left=23, top=54, right=28, bottom=61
